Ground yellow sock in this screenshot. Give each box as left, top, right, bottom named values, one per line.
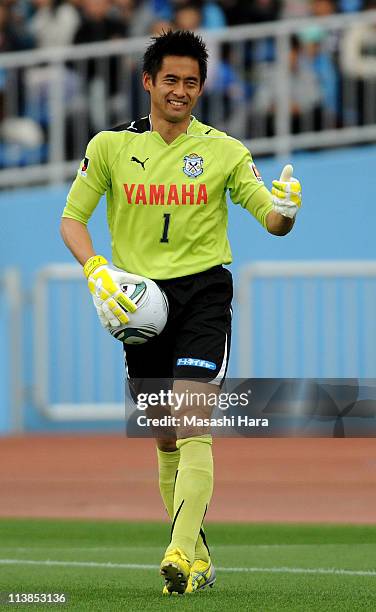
left=166, top=436, right=213, bottom=563
left=195, top=527, right=210, bottom=563
left=156, top=448, right=180, bottom=519
left=157, top=447, right=210, bottom=563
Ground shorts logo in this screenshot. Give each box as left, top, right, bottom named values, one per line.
left=80, top=157, right=90, bottom=177
left=177, top=358, right=216, bottom=370
left=249, top=162, right=263, bottom=182
left=183, top=153, right=204, bottom=178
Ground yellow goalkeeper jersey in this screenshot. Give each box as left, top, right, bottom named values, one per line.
left=63, top=116, right=273, bottom=279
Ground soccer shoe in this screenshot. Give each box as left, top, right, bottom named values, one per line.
left=185, top=559, right=216, bottom=593
left=160, top=547, right=191, bottom=595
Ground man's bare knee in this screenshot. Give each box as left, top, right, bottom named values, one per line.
left=156, top=438, right=177, bottom=452
left=172, top=379, right=218, bottom=439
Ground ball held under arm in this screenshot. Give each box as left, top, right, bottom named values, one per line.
left=84, top=255, right=142, bottom=327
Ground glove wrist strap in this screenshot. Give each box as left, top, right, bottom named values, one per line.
left=83, top=255, right=108, bottom=278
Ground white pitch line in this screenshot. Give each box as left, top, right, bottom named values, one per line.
left=0, top=559, right=375, bottom=577
left=0, top=559, right=156, bottom=570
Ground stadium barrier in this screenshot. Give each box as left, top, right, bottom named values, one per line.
left=0, top=269, right=23, bottom=432
left=33, top=264, right=126, bottom=420
left=0, top=11, right=376, bottom=187
left=238, top=261, right=376, bottom=378
left=2, top=259, right=376, bottom=427
left=1, top=260, right=368, bottom=423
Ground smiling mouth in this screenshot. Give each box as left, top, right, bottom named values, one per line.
left=167, top=100, right=187, bottom=108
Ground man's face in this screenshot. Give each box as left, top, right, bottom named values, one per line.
left=143, top=55, right=203, bottom=124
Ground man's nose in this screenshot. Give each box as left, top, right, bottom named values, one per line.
left=172, top=81, right=186, bottom=97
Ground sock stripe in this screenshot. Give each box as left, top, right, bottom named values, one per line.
left=172, top=469, right=178, bottom=499
left=170, top=498, right=184, bottom=541
left=199, top=527, right=210, bottom=557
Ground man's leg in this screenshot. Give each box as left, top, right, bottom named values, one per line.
left=160, top=380, right=216, bottom=593
left=156, top=438, right=210, bottom=563
left=156, top=438, right=179, bottom=520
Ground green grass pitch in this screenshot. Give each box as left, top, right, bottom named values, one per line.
left=0, top=519, right=375, bottom=611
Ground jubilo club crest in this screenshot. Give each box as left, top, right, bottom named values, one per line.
left=183, top=153, right=204, bottom=178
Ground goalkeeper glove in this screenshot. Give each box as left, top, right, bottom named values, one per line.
left=84, top=255, right=143, bottom=328
left=271, top=164, right=302, bottom=219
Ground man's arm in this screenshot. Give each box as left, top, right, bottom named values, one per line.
left=60, top=217, right=142, bottom=328
left=60, top=217, right=96, bottom=266
left=266, top=210, right=295, bottom=236
left=223, top=139, right=301, bottom=233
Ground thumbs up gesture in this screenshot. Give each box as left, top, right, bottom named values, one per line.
left=271, top=164, right=302, bottom=219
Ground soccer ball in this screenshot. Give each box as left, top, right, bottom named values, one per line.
left=109, top=278, right=169, bottom=345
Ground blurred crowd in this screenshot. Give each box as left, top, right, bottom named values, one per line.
left=0, top=0, right=376, bottom=168
left=0, top=0, right=373, bottom=52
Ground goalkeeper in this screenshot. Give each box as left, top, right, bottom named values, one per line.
left=60, top=30, right=301, bottom=595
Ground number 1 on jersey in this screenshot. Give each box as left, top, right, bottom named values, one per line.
left=160, top=213, right=171, bottom=243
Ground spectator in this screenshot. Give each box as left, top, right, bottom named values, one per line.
left=310, top=0, right=340, bottom=55
left=282, top=0, right=311, bottom=18
left=127, top=1, right=158, bottom=37
left=0, top=3, right=30, bottom=52
left=154, top=0, right=173, bottom=19
left=0, top=1, right=32, bottom=142
left=73, top=0, right=126, bottom=133
left=311, top=0, right=337, bottom=17
left=340, top=0, right=376, bottom=124
left=341, top=0, right=376, bottom=79
left=247, top=0, right=282, bottom=22
left=338, top=0, right=364, bottom=11
left=299, top=25, right=339, bottom=124
left=73, top=0, right=124, bottom=45
left=150, top=19, right=173, bottom=35
left=157, top=0, right=226, bottom=29
left=112, top=0, right=138, bottom=32
left=29, top=0, right=81, bottom=48
left=173, top=1, right=203, bottom=30
left=220, top=0, right=281, bottom=26
left=249, top=35, right=325, bottom=137
left=202, top=0, right=226, bottom=29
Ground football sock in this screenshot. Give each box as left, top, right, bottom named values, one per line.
left=166, top=436, right=213, bottom=564
left=157, top=447, right=180, bottom=519
left=157, top=447, right=210, bottom=563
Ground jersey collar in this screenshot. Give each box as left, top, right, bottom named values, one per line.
left=149, top=114, right=196, bottom=145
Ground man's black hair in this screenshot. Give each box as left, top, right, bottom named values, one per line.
left=143, top=30, right=208, bottom=85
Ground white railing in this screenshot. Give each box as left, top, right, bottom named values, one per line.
left=33, top=264, right=127, bottom=420
left=0, top=269, right=23, bottom=432
left=237, top=261, right=376, bottom=378
left=3, top=261, right=376, bottom=423
left=1, top=11, right=376, bottom=187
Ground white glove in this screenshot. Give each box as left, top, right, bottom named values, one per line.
left=84, top=255, right=144, bottom=328
left=271, top=164, right=302, bottom=219
left=92, top=294, right=110, bottom=330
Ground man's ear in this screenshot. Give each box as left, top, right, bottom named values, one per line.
left=143, top=72, right=152, bottom=92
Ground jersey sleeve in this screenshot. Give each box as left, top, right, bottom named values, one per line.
left=223, top=138, right=273, bottom=229
left=62, top=132, right=111, bottom=225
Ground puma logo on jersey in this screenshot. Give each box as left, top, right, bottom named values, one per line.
left=123, top=183, right=208, bottom=206
left=131, top=156, right=149, bottom=170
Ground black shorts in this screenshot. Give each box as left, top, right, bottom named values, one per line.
left=124, top=265, right=233, bottom=399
